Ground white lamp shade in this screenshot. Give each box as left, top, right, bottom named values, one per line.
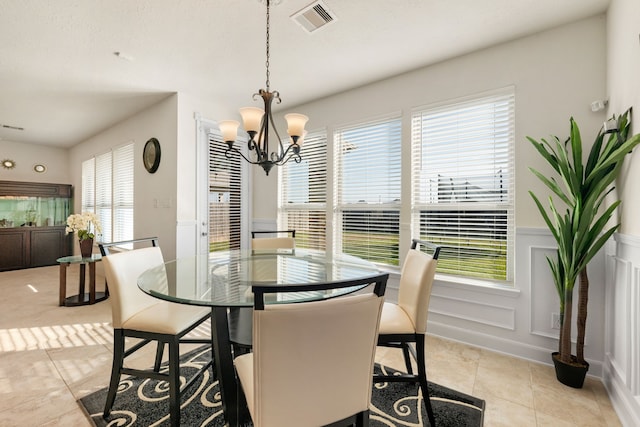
left=284, top=113, right=309, bottom=137
left=219, top=120, right=240, bottom=142
left=240, top=107, right=265, bottom=133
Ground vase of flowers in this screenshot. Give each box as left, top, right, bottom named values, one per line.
left=66, top=212, right=101, bottom=258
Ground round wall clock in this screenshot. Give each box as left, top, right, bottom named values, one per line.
left=143, top=138, right=161, bottom=173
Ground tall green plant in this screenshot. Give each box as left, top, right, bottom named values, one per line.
left=528, top=109, right=640, bottom=365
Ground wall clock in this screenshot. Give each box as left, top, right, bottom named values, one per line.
left=143, top=138, right=161, bottom=173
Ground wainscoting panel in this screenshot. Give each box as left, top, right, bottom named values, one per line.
left=430, top=293, right=515, bottom=330
left=529, top=244, right=565, bottom=339
left=604, top=234, right=640, bottom=426
left=427, top=227, right=605, bottom=377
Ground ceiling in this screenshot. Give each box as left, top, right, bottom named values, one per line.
left=0, top=0, right=610, bottom=148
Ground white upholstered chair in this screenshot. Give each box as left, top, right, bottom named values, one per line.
left=374, top=238, right=441, bottom=426
left=230, top=230, right=296, bottom=352
left=234, top=275, right=388, bottom=427
left=99, top=239, right=213, bottom=427
left=250, top=229, right=296, bottom=250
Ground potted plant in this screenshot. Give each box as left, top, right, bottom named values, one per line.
left=528, top=108, right=640, bottom=387
left=65, top=212, right=102, bottom=258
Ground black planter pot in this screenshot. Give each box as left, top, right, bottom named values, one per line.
left=552, top=352, right=589, bottom=388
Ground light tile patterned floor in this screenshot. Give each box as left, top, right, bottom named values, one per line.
left=0, top=265, right=622, bottom=426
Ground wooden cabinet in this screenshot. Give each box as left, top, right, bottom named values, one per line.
left=0, top=181, right=72, bottom=271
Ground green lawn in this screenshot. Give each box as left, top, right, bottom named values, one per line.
left=210, top=232, right=507, bottom=281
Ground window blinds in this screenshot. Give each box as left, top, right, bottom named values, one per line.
left=209, top=134, right=243, bottom=251
left=81, top=158, right=95, bottom=214
left=279, top=130, right=327, bottom=250
left=411, top=88, right=515, bottom=281
left=112, top=143, right=134, bottom=243
left=334, top=116, right=402, bottom=266
left=95, top=151, right=112, bottom=242
left=81, top=143, right=134, bottom=244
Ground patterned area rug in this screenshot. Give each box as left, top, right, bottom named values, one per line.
left=79, top=346, right=484, bottom=426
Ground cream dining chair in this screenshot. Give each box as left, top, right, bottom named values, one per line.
left=234, top=274, right=388, bottom=427
left=374, top=238, right=441, bottom=427
left=250, top=229, right=296, bottom=250
left=229, top=230, right=296, bottom=353
left=99, top=238, right=213, bottom=427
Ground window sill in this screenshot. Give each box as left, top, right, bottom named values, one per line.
left=378, top=266, right=520, bottom=298
left=435, top=274, right=520, bottom=298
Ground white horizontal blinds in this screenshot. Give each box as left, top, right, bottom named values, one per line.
left=95, top=151, right=112, bottom=243
left=411, top=88, right=515, bottom=281
left=279, top=130, right=327, bottom=250
left=334, top=116, right=402, bottom=266
left=209, top=134, right=243, bottom=252
left=112, top=143, right=134, bottom=244
left=81, top=158, right=95, bottom=214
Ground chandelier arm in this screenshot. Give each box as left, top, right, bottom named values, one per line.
left=267, top=112, right=287, bottom=162
left=225, top=147, right=260, bottom=165
left=275, top=142, right=301, bottom=164
left=276, top=149, right=302, bottom=166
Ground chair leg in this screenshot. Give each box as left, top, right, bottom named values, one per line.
left=356, top=409, right=370, bottom=426
left=103, top=329, right=125, bottom=418
left=402, top=342, right=414, bottom=374
left=416, top=334, right=436, bottom=426
left=168, top=338, right=181, bottom=427
left=154, top=342, right=165, bottom=372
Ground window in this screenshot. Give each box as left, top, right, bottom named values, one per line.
left=278, top=130, right=327, bottom=250
left=411, top=88, right=515, bottom=282
left=209, top=134, right=243, bottom=251
left=334, top=116, right=402, bottom=266
left=81, top=143, right=134, bottom=243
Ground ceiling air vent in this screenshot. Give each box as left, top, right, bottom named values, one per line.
left=291, top=1, right=337, bottom=33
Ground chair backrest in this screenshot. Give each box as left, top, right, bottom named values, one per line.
left=397, top=239, right=440, bottom=334
left=251, top=237, right=295, bottom=250
left=101, top=246, right=165, bottom=329
left=251, top=230, right=296, bottom=250
left=250, top=277, right=386, bottom=427
left=98, top=237, right=159, bottom=256
left=251, top=230, right=295, bottom=238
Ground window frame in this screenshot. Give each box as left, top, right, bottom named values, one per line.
left=278, top=129, right=328, bottom=250
left=333, top=114, right=403, bottom=267
left=410, top=87, right=515, bottom=283
left=81, top=142, right=134, bottom=245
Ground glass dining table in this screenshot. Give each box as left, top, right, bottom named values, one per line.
left=137, top=248, right=385, bottom=426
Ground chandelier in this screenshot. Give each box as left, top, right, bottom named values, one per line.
left=219, top=0, right=308, bottom=176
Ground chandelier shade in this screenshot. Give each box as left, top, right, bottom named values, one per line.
left=221, top=0, right=308, bottom=175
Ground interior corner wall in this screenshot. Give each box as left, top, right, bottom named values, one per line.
left=68, top=95, right=179, bottom=260
left=604, top=0, right=640, bottom=424
left=607, top=0, right=640, bottom=238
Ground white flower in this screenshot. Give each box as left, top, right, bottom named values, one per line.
left=65, top=212, right=102, bottom=241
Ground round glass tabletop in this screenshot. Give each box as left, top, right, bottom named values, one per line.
left=137, top=248, right=383, bottom=307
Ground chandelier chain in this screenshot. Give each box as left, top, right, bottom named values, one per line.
left=265, top=0, right=271, bottom=91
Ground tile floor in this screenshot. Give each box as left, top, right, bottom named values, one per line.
left=0, top=265, right=622, bottom=426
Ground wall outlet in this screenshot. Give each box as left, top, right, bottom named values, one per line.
left=551, top=313, right=562, bottom=330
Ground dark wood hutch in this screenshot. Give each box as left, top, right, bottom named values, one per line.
left=0, top=180, right=72, bottom=271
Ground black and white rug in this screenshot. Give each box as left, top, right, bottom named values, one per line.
left=79, top=346, right=484, bottom=426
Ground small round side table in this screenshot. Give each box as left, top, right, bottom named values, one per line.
left=57, top=254, right=109, bottom=306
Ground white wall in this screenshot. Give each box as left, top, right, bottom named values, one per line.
left=608, top=0, right=640, bottom=237
left=68, top=95, right=180, bottom=260
left=604, top=0, right=640, bottom=424
left=258, top=16, right=608, bottom=230
left=0, top=139, right=69, bottom=184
